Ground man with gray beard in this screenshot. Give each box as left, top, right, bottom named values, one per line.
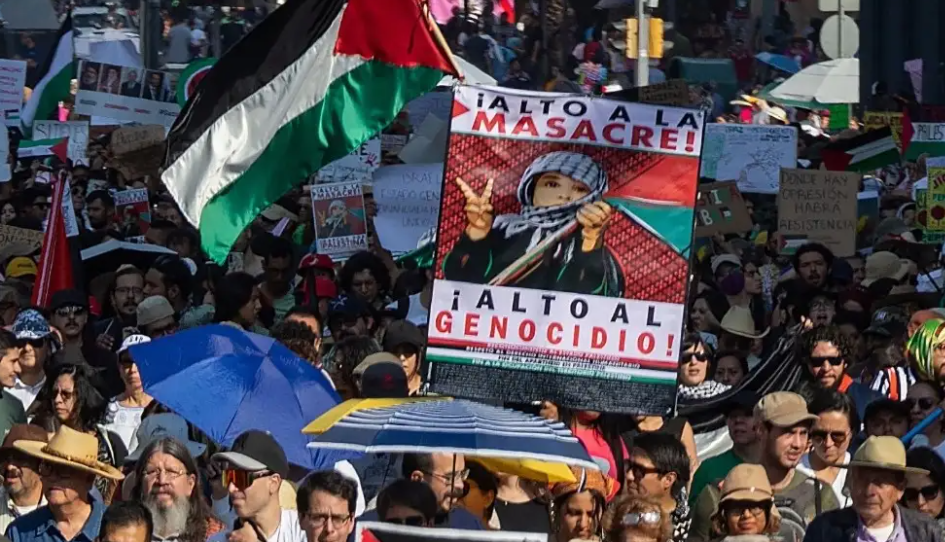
left=133, top=437, right=225, bottom=542
left=0, top=424, right=48, bottom=532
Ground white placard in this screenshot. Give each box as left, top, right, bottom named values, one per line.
left=372, top=164, right=442, bottom=253
left=316, top=138, right=381, bottom=183
left=34, top=121, right=90, bottom=164
left=0, top=60, right=27, bottom=127
left=700, top=124, right=798, bottom=194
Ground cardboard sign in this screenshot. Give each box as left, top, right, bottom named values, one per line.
left=372, top=164, right=442, bottom=253
left=0, top=60, right=26, bottom=127
left=700, top=124, right=798, bottom=194
left=111, top=125, right=165, bottom=155
left=356, top=522, right=547, bottom=542
left=311, top=181, right=368, bottom=259
left=74, top=60, right=181, bottom=127
left=316, top=138, right=381, bottom=183
left=34, top=121, right=90, bottom=164
left=637, top=79, right=691, bottom=106
left=695, top=181, right=753, bottom=237
left=111, top=144, right=164, bottom=180
left=0, top=225, right=43, bottom=250
left=863, top=111, right=904, bottom=148
left=778, top=169, right=860, bottom=257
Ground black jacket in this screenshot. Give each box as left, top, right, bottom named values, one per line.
left=804, top=506, right=942, bottom=542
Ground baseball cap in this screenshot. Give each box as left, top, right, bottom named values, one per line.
left=213, top=430, right=289, bottom=478
left=5, top=257, right=36, bottom=279
left=383, top=320, right=425, bottom=351
left=118, top=334, right=151, bottom=355
left=136, top=296, right=174, bottom=328
left=12, top=309, right=52, bottom=341
left=711, top=254, right=742, bottom=275
left=754, top=391, right=817, bottom=427
left=864, top=308, right=909, bottom=338
left=125, top=413, right=207, bottom=463
left=50, top=289, right=88, bottom=311
left=298, top=253, right=334, bottom=273
left=360, top=362, right=409, bottom=398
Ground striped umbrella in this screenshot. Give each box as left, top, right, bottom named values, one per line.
left=303, top=399, right=599, bottom=471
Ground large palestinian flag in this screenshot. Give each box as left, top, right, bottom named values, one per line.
left=820, top=127, right=900, bottom=172
left=21, top=14, right=73, bottom=133
left=162, top=0, right=458, bottom=262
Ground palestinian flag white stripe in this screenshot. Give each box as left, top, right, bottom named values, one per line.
left=18, top=137, right=67, bottom=159
left=904, top=122, right=945, bottom=160
left=848, top=135, right=898, bottom=166
left=21, top=15, right=73, bottom=132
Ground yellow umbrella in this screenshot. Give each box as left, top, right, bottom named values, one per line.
left=301, top=397, right=451, bottom=435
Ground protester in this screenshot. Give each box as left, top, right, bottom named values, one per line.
left=689, top=392, right=759, bottom=506
left=103, top=335, right=153, bottom=451
left=799, top=389, right=858, bottom=507
left=903, top=447, right=945, bottom=533
left=624, top=432, right=691, bottom=542
left=212, top=272, right=262, bottom=332
left=259, top=237, right=295, bottom=325
left=98, top=502, right=153, bottom=542
left=549, top=467, right=612, bottom=542
left=381, top=320, right=425, bottom=396
left=709, top=464, right=781, bottom=539
left=0, top=424, right=48, bottom=532
left=95, top=266, right=144, bottom=352
left=792, top=243, right=833, bottom=290
left=460, top=461, right=498, bottom=528
left=136, top=297, right=178, bottom=340
left=864, top=398, right=911, bottom=439
left=797, top=325, right=882, bottom=420
left=376, top=479, right=437, bottom=527
left=297, top=471, right=357, bottom=542
left=712, top=352, right=748, bottom=387
left=10, top=310, right=53, bottom=411
left=678, top=333, right=728, bottom=400
left=143, top=256, right=211, bottom=330
left=0, top=328, right=25, bottom=437
left=604, top=496, right=673, bottom=542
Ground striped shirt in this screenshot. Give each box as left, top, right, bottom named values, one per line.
left=869, top=366, right=917, bottom=401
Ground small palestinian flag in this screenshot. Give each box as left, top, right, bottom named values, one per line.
left=821, top=127, right=900, bottom=172
left=902, top=122, right=945, bottom=161
left=18, top=138, right=69, bottom=162
left=21, top=14, right=73, bottom=133
left=162, top=0, right=458, bottom=263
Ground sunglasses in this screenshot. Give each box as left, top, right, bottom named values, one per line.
left=221, top=468, right=272, bottom=490
left=808, top=356, right=844, bottom=367
left=904, top=398, right=938, bottom=411
left=626, top=461, right=662, bottom=480
left=54, top=307, right=86, bottom=319
left=18, top=338, right=44, bottom=349
left=811, top=430, right=849, bottom=446
left=384, top=516, right=427, bottom=527
left=904, top=485, right=940, bottom=502
left=683, top=352, right=708, bottom=363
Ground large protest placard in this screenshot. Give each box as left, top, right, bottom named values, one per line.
left=311, top=181, right=368, bottom=259
left=34, top=121, right=90, bottom=164
left=356, top=522, right=547, bottom=542
left=700, top=124, right=797, bottom=194
left=113, top=188, right=151, bottom=235
left=372, top=164, right=442, bottom=254
left=315, top=138, right=381, bottom=183
left=864, top=111, right=904, bottom=148
left=428, top=86, right=704, bottom=414
left=0, top=60, right=26, bottom=127
left=0, top=225, right=43, bottom=250
left=778, top=169, right=859, bottom=257
left=74, top=61, right=180, bottom=127
left=695, top=181, right=753, bottom=238
left=111, top=125, right=165, bottom=155
left=906, top=123, right=945, bottom=160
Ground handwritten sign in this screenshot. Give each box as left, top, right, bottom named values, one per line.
left=638, top=80, right=691, bottom=106
left=0, top=60, right=26, bottom=127
left=405, top=90, right=453, bottom=129
left=34, top=121, right=90, bottom=164
left=700, top=124, right=797, bottom=194
left=694, top=181, right=753, bottom=238
left=778, top=169, right=859, bottom=257
left=316, top=138, right=381, bottom=183
left=373, top=164, right=442, bottom=253
left=863, top=111, right=904, bottom=148
left=0, top=225, right=43, bottom=250
left=111, top=125, right=165, bottom=155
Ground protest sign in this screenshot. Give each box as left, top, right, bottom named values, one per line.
left=604, top=80, right=691, bottom=107
left=60, top=180, right=79, bottom=238
left=356, top=522, right=547, bottom=542
left=380, top=134, right=408, bottom=155
left=700, top=124, right=797, bottom=194
left=429, top=85, right=705, bottom=414
left=74, top=61, right=181, bottom=127
left=0, top=126, right=9, bottom=182
left=0, top=225, right=43, bottom=251
left=111, top=125, right=165, bottom=155
left=373, top=164, right=442, bottom=253
left=316, top=138, right=381, bottom=183
left=924, top=162, right=945, bottom=232
left=906, top=123, right=945, bottom=160
left=0, top=60, right=26, bottom=126
left=694, top=182, right=753, bottom=238
left=34, top=121, right=90, bottom=164
left=405, top=90, right=453, bottom=128
left=311, top=181, right=368, bottom=259
left=113, top=188, right=151, bottom=235
left=778, top=169, right=859, bottom=257
left=864, top=111, right=904, bottom=148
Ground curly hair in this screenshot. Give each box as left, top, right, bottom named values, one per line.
left=604, top=497, right=673, bottom=542
left=271, top=320, right=319, bottom=366
left=338, top=251, right=391, bottom=298
left=799, top=325, right=854, bottom=364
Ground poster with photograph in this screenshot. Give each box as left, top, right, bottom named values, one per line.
left=113, top=188, right=151, bottom=236
left=311, top=181, right=368, bottom=259
left=74, top=61, right=180, bottom=127
left=428, top=86, right=705, bottom=414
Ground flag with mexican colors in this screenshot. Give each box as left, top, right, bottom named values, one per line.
left=21, top=14, right=73, bottom=133
left=18, top=137, right=69, bottom=162
left=162, top=0, right=458, bottom=263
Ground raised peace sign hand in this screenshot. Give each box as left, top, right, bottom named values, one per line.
left=456, top=177, right=495, bottom=242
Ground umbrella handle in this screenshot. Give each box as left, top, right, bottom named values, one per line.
left=902, top=407, right=944, bottom=444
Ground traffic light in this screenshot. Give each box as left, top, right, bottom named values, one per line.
left=613, top=17, right=666, bottom=59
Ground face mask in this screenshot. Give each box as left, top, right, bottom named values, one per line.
left=719, top=271, right=745, bottom=296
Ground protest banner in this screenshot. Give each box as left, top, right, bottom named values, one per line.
left=428, top=85, right=705, bottom=414
left=111, top=125, right=165, bottom=155
left=315, top=138, right=381, bottom=183
left=74, top=60, right=181, bottom=127
left=113, top=188, right=151, bottom=235
left=906, top=123, right=945, bottom=160
left=694, top=181, right=753, bottom=238
left=924, top=161, right=945, bottom=233
left=373, top=164, right=442, bottom=253
left=778, top=169, right=859, bottom=257
left=863, top=111, right=904, bottom=148
left=311, top=181, right=368, bottom=259
left=356, top=522, right=547, bottom=542
left=0, top=60, right=26, bottom=127
left=0, top=225, right=43, bottom=250
left=34, top=121, right=90, bottom=164
left=700, top=124, right=797, bottom=194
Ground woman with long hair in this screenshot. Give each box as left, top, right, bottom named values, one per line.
left=539, top=402, right=624, bottom=498
left=904, top=447, right=945, bottom=535
left=677, top=332, right=729, bottom=401
left=549, top=467, right=613, bottom=542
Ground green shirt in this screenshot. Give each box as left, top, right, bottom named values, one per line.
left=689, top=450, right=744, bottom=506
left=0, top=390, right=26, bottom=439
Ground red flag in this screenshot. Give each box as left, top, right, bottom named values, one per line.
left=902, top=106, right=914, bottom=157
left=31, top=172, right=74, bottom=307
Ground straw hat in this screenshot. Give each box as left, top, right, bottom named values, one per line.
left=845, top=436, right=928, bottom=474
left=14, top=425, right=124, bottom=481
left=720, top=306, right=769, bottom=339
left=550, top=466, right=616, bottom=500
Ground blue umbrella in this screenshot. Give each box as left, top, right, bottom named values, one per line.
left=755, top=52, right=801, bottom=74
left=130, top=324, right=344, bottom=470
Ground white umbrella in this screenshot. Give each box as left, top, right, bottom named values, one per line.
left=769, top=58, right=859, bottom=104
left=438, top=56, right=497, bottom=87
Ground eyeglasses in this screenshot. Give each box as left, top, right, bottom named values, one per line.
left=811, top=430, right=850, bottom=446
left=221, top=468, right=272, bottom=490
left=904, top=485, right=941, bottom=502
left=303, top=512, right=352, bottom=529
left=39, top=461, right=72, bottom=478
left=904, top=398, right=937, bottom=411
left=808, top=356, right=844, bottom=367
left=683, top=352, right=708, bottom=363
left=621, top=511, right=661, bottom=526
left=423, top=469, right=469, bottom=483
left=626, top=462, right=662, bottom=480
left=54, top=307, right=86, bottom=319
left=143, top=468, right=188, bottom=482
left=147, top=322, right=178, bottom=338
left=384, top=516, right=427, bottom=526
left=723, top=503, right=769, bottom=518
left=114, top=286, right=143, bottom=297
left=52, top=388, right=75, bottom=401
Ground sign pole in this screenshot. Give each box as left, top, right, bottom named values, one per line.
left=637, top=0, right=649, bottom=87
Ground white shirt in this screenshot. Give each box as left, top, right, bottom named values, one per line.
left=208, top=509, right=305, bottom=542
left=797, top=451, right=851, bottom=507
left=866, top=523, right=895, bottom=542
left=103, top=399, right=146, bottom=451
left=7, top=376, right=44, bottom=412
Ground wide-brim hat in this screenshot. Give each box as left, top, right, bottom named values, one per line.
left=14, top=425, right=124, bottom=480
left=720, top=306, right=769, bottom=339
left=845, top=436, right=928, bottom=474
